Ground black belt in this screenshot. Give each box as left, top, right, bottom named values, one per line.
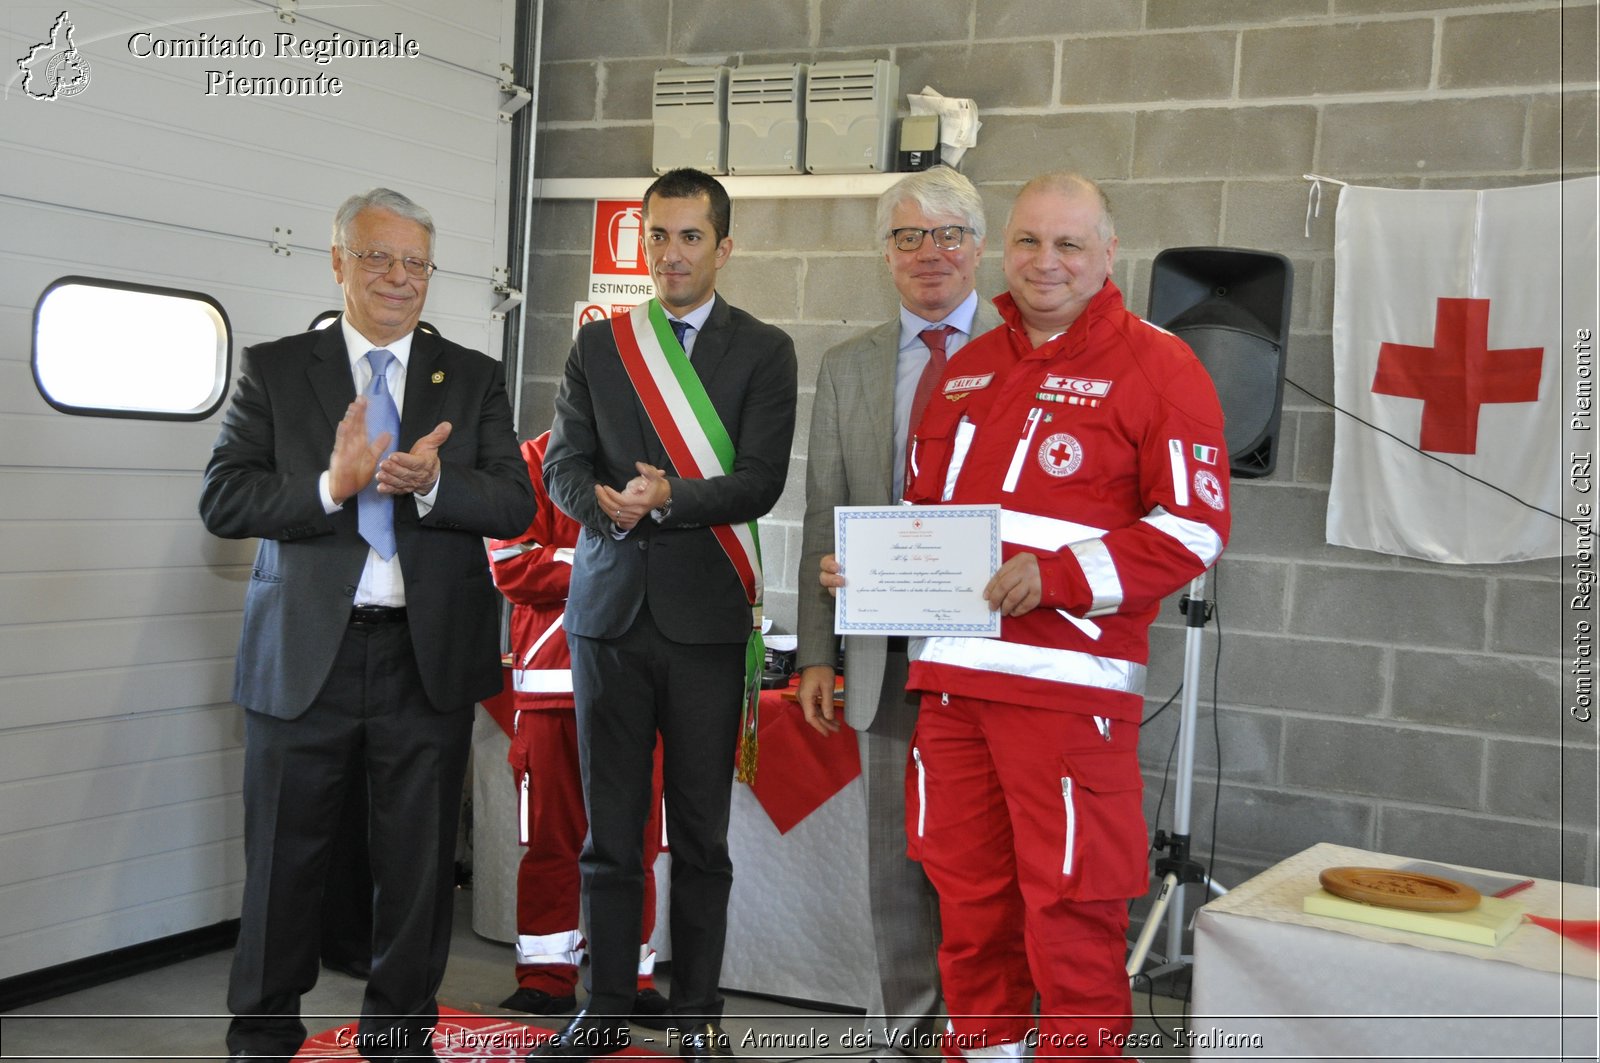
left=349, top=605, right=408, bottom=625
left=886, top=636, right=909, bottom=653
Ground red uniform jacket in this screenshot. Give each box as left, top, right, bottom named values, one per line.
left=904, top=282, right=1231, bottom=721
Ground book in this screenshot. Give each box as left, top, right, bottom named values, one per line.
left=1393, top=859, right=1534, bottom=898
left=1303, top=888, right=1525, bottom=947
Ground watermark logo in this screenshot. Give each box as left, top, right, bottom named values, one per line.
left=17, top=11, right=92, bottom=100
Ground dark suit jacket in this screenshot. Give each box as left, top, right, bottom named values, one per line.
left=544, top=296, right=797, bottom=645
left=199, top=320, right=535, bottom=718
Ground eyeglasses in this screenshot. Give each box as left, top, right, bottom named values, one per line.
left=889, top=225, right=974, bottom=252
left=344, top=247, right=437, bottom=279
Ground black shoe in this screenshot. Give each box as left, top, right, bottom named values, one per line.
left=501, top=986, right=578, bottom=1015
left=630, top=987, right=675, bottom=1031
left=526, top=1010, right=631, bottom=1061
left=677, top=1022, right=735, bottom=1060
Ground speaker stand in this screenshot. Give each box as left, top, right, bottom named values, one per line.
left=1126, top=570, right=1228, bottom=985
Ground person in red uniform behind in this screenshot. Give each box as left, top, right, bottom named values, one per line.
left=488, top=430, right=670, bottom=1027
left=859, top=172, right=1230, bottom=1059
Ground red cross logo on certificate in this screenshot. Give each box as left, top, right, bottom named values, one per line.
left=1370, top=297, right=1544, bottom=454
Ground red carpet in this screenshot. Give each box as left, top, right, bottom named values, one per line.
left=294, top=1006, right=666, bottom=1061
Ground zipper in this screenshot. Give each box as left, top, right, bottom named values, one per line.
left=1001, top=408, right=1044, bottom=493
left=1061, top=776, right=1076, bottom=876
left=912, top=746, right=927, bottom=839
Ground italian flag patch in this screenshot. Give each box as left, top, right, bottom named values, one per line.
left=1192, top=443, right=1220, bottom=465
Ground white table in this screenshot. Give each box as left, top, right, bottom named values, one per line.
left=1192, top=843, right=1599, bottom=1061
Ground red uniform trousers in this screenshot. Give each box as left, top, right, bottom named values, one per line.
left=910, top=693, right=1146, bottom=1061
left=514, top=710, right=665, bottom=995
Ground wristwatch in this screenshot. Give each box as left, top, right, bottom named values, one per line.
left=650, top=490, right=673, bottom=524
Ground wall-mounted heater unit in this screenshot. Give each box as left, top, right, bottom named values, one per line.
left=727, top=63, right=808, bottom=175
left=652, top=65, right=730, bottom=175
left=804, top=59, right=898, bottom=174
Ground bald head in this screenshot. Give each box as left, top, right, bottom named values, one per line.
left=1002, top=173, right=1119, bottom=345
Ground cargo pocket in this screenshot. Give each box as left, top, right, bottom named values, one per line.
left=904, top=737, right=928, bottom=862
left=1057, top=749, right=1147, bottom=900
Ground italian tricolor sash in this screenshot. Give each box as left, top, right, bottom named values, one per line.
left=612, top=299, right=765, bottom=783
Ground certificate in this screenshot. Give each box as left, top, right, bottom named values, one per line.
left=834, top=505, right=1001, bottom=637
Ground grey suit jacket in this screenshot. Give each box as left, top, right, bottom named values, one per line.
left=796, top=299, right=1004, bottom=730
left=199, top=321, right=535, bottom=718
left=544, top=296, right=798, bottom=645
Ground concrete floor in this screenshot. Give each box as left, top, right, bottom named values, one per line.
left=0, top=889, right=1195, bottom=1062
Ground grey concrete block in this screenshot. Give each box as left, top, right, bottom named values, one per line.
left=1099, top=181, right=1224, bottom=251
left=1212, top=557, right=1291, bottom=634
left=963, top=112, right=1137, bottom=184
left=901, top=42, right=1057, bottom=110
left=1240, top=20, right=1434, bottom=98
left=818, top=0, right=969, bottom=47
left=1483, top=739, right=1566, bottom=820
left=544, top=0, right=669, bottom=61
left=599, top=58, right=660, bottom=121
left=1061, top=32, right=1235, bottom=105
left=1281, top=718, right=1484, bottom=809
left=1160, top=779, right=1377, bottom=861
left=527, top=199, right=595, bottom=253
left=1288, top=564, right=1488, bottom=650
left=1134, top=107, right=1318, bottom=179
left=729, top=198, right=880, bottom=253
left=517, top=380, right=562, bottom=440
left=1146, top=0, right=1327, bottom=28
left=1139, top=704, right=1283, bottom=785
left=717, top=254, right=804, bottom=322
left=1291, top=409, right=1334, bottom=486
left=1215, top=631, right=1389, bottom=717
left=1336, top=0, right=1512, bottom=10
left=672, top=0, right=812, bottom=54
left=764, top=588, right=798, bottom=632
left=1377, top=806, right=1593, bottom=885
left=521, top=313, right=580, bottom=377
left=786, top=321, right=846, bottom=393
left=525, top=252, right=591, bottom=314
left=1227, top=483, right=1346, bottom=563
left=1389, top=649, right=1563, bottom=737
left=1529, top=91, right=1600, bottom=173
left=539, top=61, right=600, bottom=122
left=756, top=511, right=792, bottom=589
left=1320, top=98, right=1529, bottom=176
left=799, top=255, right=900, bottom=322
left=1491, top=578, right=1565, bottom=657
left=1223, top=179, right=1335, bottom=254
left=1285, top=331, right=1333, bottom=410
left=1439, top=7, right=1584, bottom=89
left=534, top=125, right=653, bottom=180
left=981, top=0, right=1142, bottom=36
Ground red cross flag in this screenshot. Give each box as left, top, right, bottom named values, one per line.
left=1327, top=178, right=1598, bottom=563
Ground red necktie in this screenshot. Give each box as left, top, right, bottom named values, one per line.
left=908, top=326, right=955, bottom=441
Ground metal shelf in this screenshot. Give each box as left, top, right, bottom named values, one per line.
left=531, top=173, right=902, bottom=200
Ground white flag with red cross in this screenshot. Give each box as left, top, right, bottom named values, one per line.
left=1326, top=177, right=1597, bottom=564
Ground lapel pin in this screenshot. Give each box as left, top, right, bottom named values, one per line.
left=431, top=370, right=445, bottom=384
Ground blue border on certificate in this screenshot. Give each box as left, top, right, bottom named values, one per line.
left=834, top=505, right=1002, bottom=636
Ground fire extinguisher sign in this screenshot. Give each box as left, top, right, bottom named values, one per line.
left=574, top=200, right=652, bottom=336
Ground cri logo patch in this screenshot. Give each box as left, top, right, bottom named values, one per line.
left=1194, top=469, right=1226, bottom=510
left=1037, top=432, right=1084, bottom=477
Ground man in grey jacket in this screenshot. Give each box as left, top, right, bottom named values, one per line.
left=796, top=166, right=997, bottom=1055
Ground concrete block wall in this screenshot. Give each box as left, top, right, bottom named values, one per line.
left=521, top=0, right=1599, bottom=894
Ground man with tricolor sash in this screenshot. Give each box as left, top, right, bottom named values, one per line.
left=539, top=169, right=797, bottom=1062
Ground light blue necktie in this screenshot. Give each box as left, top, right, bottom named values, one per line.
left=357, top=348, right=400, bottom=560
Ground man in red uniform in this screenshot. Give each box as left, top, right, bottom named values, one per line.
left=892, top=172, right=1231, bottom=1059
left=488, top=430, right=670, bottom=1028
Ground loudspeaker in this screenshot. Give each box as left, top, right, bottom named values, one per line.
left=1148, top=247, right=1293, bottom=478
